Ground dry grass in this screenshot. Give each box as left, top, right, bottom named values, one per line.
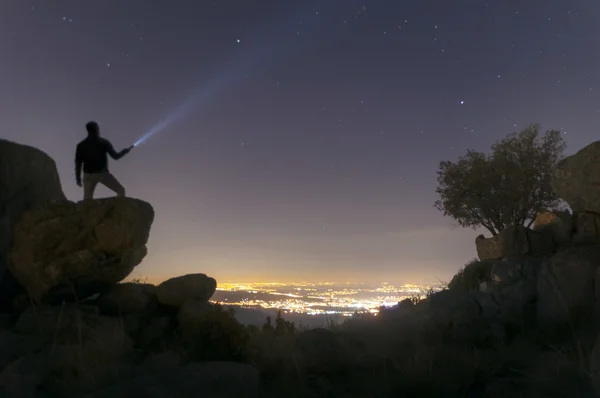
left=17, top=293, right=133, bottom=397
left=126, top=276, right=148, bottom=284
left=6, top=276, right=598, bottom=398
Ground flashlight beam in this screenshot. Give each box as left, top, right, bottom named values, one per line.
left=133, top=72, right=232, bottom=147
left=133, top=1, right=339, bottom=148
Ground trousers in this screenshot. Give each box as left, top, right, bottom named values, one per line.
left=83, top=172, right=125, bottom=200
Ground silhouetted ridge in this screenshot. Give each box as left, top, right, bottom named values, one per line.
left=3, top=139, right=600, bottom=396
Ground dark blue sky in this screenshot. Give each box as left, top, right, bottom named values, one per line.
left=1, top=1, right=599, bottom=283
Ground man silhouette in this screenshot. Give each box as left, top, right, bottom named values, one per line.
left=75, top=121, right=132, bottom=200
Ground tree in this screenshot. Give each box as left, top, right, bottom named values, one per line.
left=434, top=124, right=566, bottom=236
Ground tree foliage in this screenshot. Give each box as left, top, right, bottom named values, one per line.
left=434, top=124, right=566, bottom=236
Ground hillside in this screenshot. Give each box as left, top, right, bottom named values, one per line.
left=2, top=138, right=600, bottom=397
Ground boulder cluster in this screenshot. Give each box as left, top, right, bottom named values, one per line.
left=0, top=140, right=258, bottom=397
left=378, top=141, right=600, bottom=395
left=469, top=140, right=600, bottom=333
left=6, top=136, right=600, bottom=396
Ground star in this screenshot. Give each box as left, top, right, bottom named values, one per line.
left=2, top=0, right=597, bottom=291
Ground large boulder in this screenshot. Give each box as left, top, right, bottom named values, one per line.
left=0, top=139, right=66, bottom=310
left=475, top=225, right=554, bottom=261
left=476, top=257, right=541, bottom=328
left=571, top=211, right=600, bottom=245
left=536, top=246, right=600, bottom=328
left=156, top=274, right=217, bottom=307
left=97, top=282, right=157, bottom=315
left=553, top=141, right=600, bottom=213
left=533, top=210, right=572, bottom=246
left=8, top=197, right=154, bottom=302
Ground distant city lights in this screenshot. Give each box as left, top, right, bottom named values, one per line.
left=212, top=282, right=442, bottom=317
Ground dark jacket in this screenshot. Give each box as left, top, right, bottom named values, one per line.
left=75, top=136, right=127, bottom=174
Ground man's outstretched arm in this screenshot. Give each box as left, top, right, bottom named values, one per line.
left=75, top=145, right=83, bottom=186
left=106, top=141, right=131, bottom=160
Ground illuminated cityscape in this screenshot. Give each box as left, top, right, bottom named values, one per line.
left=210, top=282, right=443, bottom=317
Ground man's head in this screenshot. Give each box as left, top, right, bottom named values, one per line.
left=85, top=121, right=100, bottom=137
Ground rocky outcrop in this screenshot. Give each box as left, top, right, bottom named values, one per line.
left=533, top=210, right=572, bottom=246
left=0, top=254, right=252, bottom=396
left=431, top=244, right=600, bottom=343
left=402, top=140, right=600, bottom=353
left=8, top=197, right=154, bottom=302
left=0, top=141, right=264, bottom=398
left=553, top=141, right=600, bottom=213
left=478, top=258, right=541, bottom=328
left=7, top=137, right=600, bottom=397
left=570, top=211, right=600, bottom=245
left=475, top=225, right=554, bottom=261
left=0, top=291, right=261, bottom=398
left=92, top=273, right=223, bottom=349
left=536, top=246, right=600, bottom=328
left=0, top=140, right=66, bottom=310
left=386, top=257, right=543, bottom=347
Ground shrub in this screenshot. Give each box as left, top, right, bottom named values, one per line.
left=448, top=258, right=495, bottom=292
left=177, top=304, right=249, bottom=363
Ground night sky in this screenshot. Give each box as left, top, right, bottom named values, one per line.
left=2, top=1, right=599, bottom=284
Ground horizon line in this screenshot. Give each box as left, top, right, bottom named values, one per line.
left=125, top=276, right=445, bottom=286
